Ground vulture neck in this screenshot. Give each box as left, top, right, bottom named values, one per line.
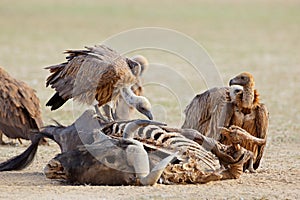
left=242, top=85, right=254, bottom=109
left=120, top=87, right=139, bottom=108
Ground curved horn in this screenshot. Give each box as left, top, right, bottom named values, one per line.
left=234, top=128, right=266, bottom=145
left=140, top=151, right=178, bottom=186
left=221, top=125, right=266, bottom=146
left=218, top=127, right=230, bottom=137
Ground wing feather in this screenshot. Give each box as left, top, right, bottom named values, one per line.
left=182, top=87, right=228, bottom=139
left=0, top=67, right=43, bottom=140
left=46, top=45, right=136, bottom=109
left=253, top=103, right=269, bottom=169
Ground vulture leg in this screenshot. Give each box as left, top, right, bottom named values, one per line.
left=0, top=131, right=17, bottom=146
left=0, top=131, right=5, bottom=145
left=93, top=105, right=109, bottom=122
left=244, top=150, right=255, bottom=173
left=102, top=104, right=114, bottom=122
left=17, top=138, right=23, bottom=145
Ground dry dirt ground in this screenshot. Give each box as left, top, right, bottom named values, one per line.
left=0, top=0, right=300, bottom=199
left=0, top=126, right=299, bottom=200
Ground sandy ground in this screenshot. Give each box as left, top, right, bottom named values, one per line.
left=0, top=128, right=299, bottom=200
left=0, top=0, right=299, bottom=199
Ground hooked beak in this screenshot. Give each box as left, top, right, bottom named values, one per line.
left=143, top=110, right=153, bottom=120
left=229, top=79, right=234, bottom=86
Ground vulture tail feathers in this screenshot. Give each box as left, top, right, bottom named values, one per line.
left=0, top=135, right=42, bottom=171
left=46, top=92, right=67, bottom=110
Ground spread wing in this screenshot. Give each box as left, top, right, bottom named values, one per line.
left=46, top=45, right=137, bottom=110
left=0, top=68, right=43, bottom=140
left=253, top=103, right=269, bottom=169
left=181, top=87, right=229, bottom=140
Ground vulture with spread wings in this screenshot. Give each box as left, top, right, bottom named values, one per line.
left=45, top=45, right=153, bottom=120
left=0, top=67, right=43, bottom=145
left=182, top=72, right=269, bottom=170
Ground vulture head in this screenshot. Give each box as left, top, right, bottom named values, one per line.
left=229, top=85, right=243, bottom=101
left=122, top=55, right=152, bottom=120
left=134, top=96, right=153, bottom=120
left=120, top=87, right=153, bottom=120
left=131, top=55, right=149, bottom=76
left=229, top=72, right=255, bottom=88
left=126, top=58, right=141, bottom=76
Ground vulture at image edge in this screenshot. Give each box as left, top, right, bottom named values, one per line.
left=0, top=67, right=43, bottom=145
left=45, top=45, right=153, bottom=120
left=182, top=72, right=269, bottom=170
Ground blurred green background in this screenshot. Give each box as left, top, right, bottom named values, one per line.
left=0, top=0, right=299, bottom=140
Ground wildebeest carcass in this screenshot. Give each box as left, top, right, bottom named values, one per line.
left=0, top=109, right=265, bottom=185
left=44, top=119, right=178, bottom=186
left=43, top=110, right=265, bottom=185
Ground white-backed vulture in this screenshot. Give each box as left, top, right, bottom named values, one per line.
left=0, top=67, right=43, bottom=145
left=182, top=72, right=269, bottom=170
left=45, top=45, right=153, bottom=120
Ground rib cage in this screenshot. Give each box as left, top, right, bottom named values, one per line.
left=102, top=121, right=221, bottom=184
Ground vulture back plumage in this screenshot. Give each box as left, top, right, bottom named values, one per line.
left=0, top=67, right=43, bottom=142
left=45, top=45, right=140, bottom=110
left=181, top=87, right=229, bottom=140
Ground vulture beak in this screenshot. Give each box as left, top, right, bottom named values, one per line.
left=144, top=110, right=153, bottom=120
left=229, top=79, right=234, bottom=86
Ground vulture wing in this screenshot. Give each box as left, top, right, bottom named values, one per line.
left=46, top=45, right=137, bottom=110
left=253, top=103, right=269, bottom=169
left=0, top=67, right=42, bottom=140
left=181, top=87, right=229, bottom=140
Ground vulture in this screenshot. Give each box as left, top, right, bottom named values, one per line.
left=182, top=72, right=269, bottom=170
left=0, top=67, right=43, bottom=145
left=109, top=55, right=149, bottom=120
left=45, top=45, right=153, bottom=120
